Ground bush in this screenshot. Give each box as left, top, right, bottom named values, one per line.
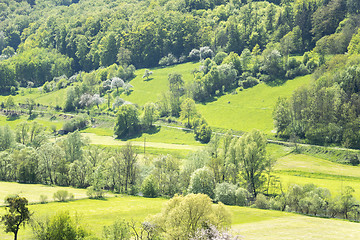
left=87, top=186, right=105, bottom=199
left=254, top=194, right=269, bottom=209
left=188, top=48, right=200, bottom=61
left=103, top=219, right=131, bottom=240
left=241, top=76, right=259, bottom=89
left=215, top=182, right=237, bottom=205
left=141, top=175, right=158, bottom=198
left=53, top=190, right=74, bottom=202
left=188, top=167, right=215, bottom=199
left=235, top=188, right=250, bottom=206
left=214, top=51, right=228, bottom=65
left=345, top=154, right=360, bottom=166
left=39, top=195, right=48, bottom=204
left=194, top=124, right=212, bottom=143
left=62, top=116, right=88, bottom=133
left=32, top=211, right=89, bottom=240
left=159, top=53, right=178, bottom=66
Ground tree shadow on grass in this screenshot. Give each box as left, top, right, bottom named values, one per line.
left=28, top=113, right=38, bottom=120
left=6, top=114, right=20, bottom=121
left=265, top=78, right=287, bottom=87
left=197, top=94, right=222, bottom=105
left=117, top=125, right=161, bottom=141
left=89, top=197, right=108, bottom=201
left=143, top=77, right=154, bottom=82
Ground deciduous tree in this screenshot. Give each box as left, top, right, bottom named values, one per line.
left=1, top=195, right=31, bottom=240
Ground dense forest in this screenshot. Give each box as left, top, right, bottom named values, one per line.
left=1, top=0, right=359, bottom=91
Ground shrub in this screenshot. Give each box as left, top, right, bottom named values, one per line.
left=103, top=219, right=131, bottom=240
left=235, top=188, right=250, bottom=206
left=53, top=190, right=74, bottom=202
left=188, top=48, right=200, bottom=61
left=86, top=186, right=105, bottom=199
left=150, top=194, right=230, bottom=239
left=214, top=51, right=228, bottom=65
left=188, top=167, right=215, bottom=199
left=241, top=76, right=259, bottom=89
left=62, top=116, right=88, bottom=133
left=345, top=154, right=360, bottom=166
left=159, top=53, right=178, bottom=66
left=39, top=195, right=48, bottom=204
left=254, top=194, right=269, bottom=209
left=215, top=182, right=237, bottom=205
left=194, top=124, right=212, bottom=143
left=141, top=175, right=158, bottom=198
left=191, top=224, right=241, bottom=240
left=32, top=211, right=89, bottom=240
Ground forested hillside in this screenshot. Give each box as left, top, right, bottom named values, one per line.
left=1, top=0, right=360, bottom=92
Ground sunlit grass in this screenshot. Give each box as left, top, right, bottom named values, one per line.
left=197, top=75, right=312, bottom=134
left=1, top=196, right=358, bottom=240
left=122, top=62, right=200, bottom=105
left=0, top=181, right=89, bottom=206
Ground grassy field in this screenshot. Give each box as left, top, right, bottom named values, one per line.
left=235, top=215, right=360, bottom=240
left=274, top=153, right=360, bottom=199
left=0, top=181, right=90, bottom=206
left=275, top=154, right=360, bottom=178
left=1, top=196, right=358, bottom=240
left=82, top=125, right=203, bottom=146
left=83, top=132, right=203, bottom=151
left=197, top=75, right=313, bottom=134
left=276, top=173, right=360, bottom=199
left=122, top=62, right=200, bottom=105
left=0, top=87, right=68, bottom=107
left=0, top=114, right=64, bottom=130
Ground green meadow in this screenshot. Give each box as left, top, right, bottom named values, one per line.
left=197, top=75, right=312, bottom=134
left=274, top=153, right=360, bottom=199
left=82, top=125, right=203, bottom=146
left=122, top=62, right=200, bottom=105
left=0, top=196, right=358, bottom=240
left=0, top=182, right=90, bottom=206
left=0, top=115, right=64, bottom=130
left=0, top=87, right=68, bottom=107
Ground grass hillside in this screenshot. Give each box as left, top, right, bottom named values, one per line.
left=197, top=75, right=312, bottom=134
left=0, top=115, right=64, bottom=130
left=1, top=62, right=310, bottom=135
left=1, top=196, right=358, bottom=240
left=0, top=88, right=68, bottom=108
left=122, top=62, right=200, bottom=105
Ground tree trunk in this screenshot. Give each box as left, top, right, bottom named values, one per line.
left=14, top=228, right=18, bottom=240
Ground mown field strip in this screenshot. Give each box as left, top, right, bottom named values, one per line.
left=83, top=133, right=203, bottom=151
left=275, top=153, right=360, bottom=178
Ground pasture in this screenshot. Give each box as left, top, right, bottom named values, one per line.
left=196, top=75, right=312, bottom=134
left=122, top=62, right=200, bottom=105
left=1, top=196, right=358, bottom=240
left=0, top=181, right=90, bottom=206
left=274, top=153, right=360, bottom=199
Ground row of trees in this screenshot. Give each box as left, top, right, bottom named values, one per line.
left=0, top=120, right=268, bottom=199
